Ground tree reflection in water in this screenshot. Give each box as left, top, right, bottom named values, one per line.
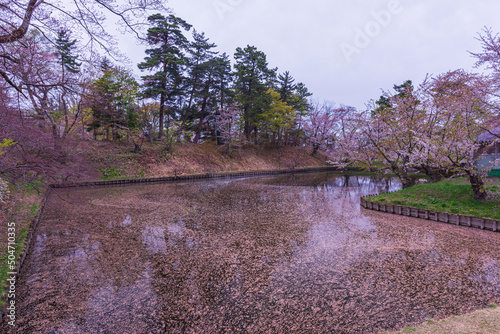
left=8, top=172, right=500, bottom=334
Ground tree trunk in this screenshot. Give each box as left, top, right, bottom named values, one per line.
left=253, top=126, right=258, bottom=145
left=194, top=90, right=209, bottom=143
left=243, top=106, right=251, bottom=139
left=311, top=143, right=320, bottom=156
left=465, top=170, right=487, bottom=202
left=52, top=124, right=61, bottom=151
left=393, top=167, right=416, bottom=189
left=419, top=165, right=443, bottom=183
left=158, top=92, right=165, bottom=139
left=134, top=142, right=141, bottom=153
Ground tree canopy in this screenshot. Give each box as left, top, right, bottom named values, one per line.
left=1, top=5, right=499, bottom=203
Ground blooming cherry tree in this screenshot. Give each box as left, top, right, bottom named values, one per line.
left=214, top=103, right=245, bottom=152
left=420, top=70, right=495, bottom=201
left=302, top=102, right=353, bottom=156
left=356, top=80, right=428, bottom=188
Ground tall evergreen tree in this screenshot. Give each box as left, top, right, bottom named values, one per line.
left=185, top=30, right=218, bottom=141
left=233, top=45, right=276, bottom=141
left=138, top=14, right=192, bottom=139
left=54, top=29, right=81, bottom=75
left=186, top=30, right=217, bottom=110
left=211, top=53, right=233, bottom=114
left=292, top=82, right=312, bottom=114
left=374, top=80, right=416, bottom=115
left=276, top=71, right=311, bottom=114
left=277, top=71, right=296, bottom=102
left=51, top=29, right=82, bottom=142
left=87, top=61, right=138, bottom=141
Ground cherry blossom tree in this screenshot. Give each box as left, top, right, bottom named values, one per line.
left=419, top=70, right=495, bottom=201
left=336, top=72, right=496, bottom=200
left=302, top=102, right=353, bottom=156
left=0, top=0, right=167, bottom=45
left=3, top=31, right=89, bottom=147
left=1, top=0, right=168, bottom=92
left=470, top=27, right=500, bottom=131
left=214, top=103, right=244, bottom=152
left=356, top=80, right=428, bottom=188
left=0, top=82, right=80, bottom=183
left=0, top=0, right=169, bottom=170
left=333, top=110, right=380, bottom=170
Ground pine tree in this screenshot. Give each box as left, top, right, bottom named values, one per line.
left=276, top=71, right=311, bottom=114
left=185, top=30, right=218, bottom=142
left=292, top=82, right=312, bottom=114
left=54, top=29, right=81, bottom=74
left=186, top=30, right=217, bottom=110
left=138, top=14, right=192, bottom=139
left=233, top=45, right=276, bottom=142
left=277, top=71, right=296, bottom=102
left=88, top=61, right=138, bottom=141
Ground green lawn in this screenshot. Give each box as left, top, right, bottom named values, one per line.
left=383, top=304, right=500, bottom=334
left=0, top=183, right=41, bottom=309
left=369, top=178, right=500, bottom=220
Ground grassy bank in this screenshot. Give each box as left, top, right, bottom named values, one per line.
left=369, top=177, right=500, bottom=220
left=384, top=304, right=500, bottom=334
left=78, top=141, right=330, bottom=181
left=0, top=182, right=42, bottom=309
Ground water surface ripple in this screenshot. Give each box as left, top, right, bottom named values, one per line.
left=6, top=173, right=500, bottom=333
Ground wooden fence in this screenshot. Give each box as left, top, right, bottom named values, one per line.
left=48, top=167, right=344, bottom=189
left=360, top=196, right=499, bottom=233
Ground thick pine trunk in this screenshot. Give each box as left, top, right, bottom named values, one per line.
left=158, top=59, right=168, bottom=140
left=253, top=125, right=259, bottom=145
left=244, top=115, right=250, bottom=139
left=194, top=85, right=210, bottom=143
left=158, top=92, right=165, bottom=139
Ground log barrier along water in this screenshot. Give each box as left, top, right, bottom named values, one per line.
left=48, top=167, right=345, bottom=189
left=360, top=196, right=499, bottom=233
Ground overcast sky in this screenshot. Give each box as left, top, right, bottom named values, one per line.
left=119, top=0, right=500, bottom=109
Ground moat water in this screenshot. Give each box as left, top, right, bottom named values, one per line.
left=6, top=172, right=500, bottom=333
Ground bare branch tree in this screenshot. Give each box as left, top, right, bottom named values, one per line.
left=0, top=0, right=169, bottom=91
